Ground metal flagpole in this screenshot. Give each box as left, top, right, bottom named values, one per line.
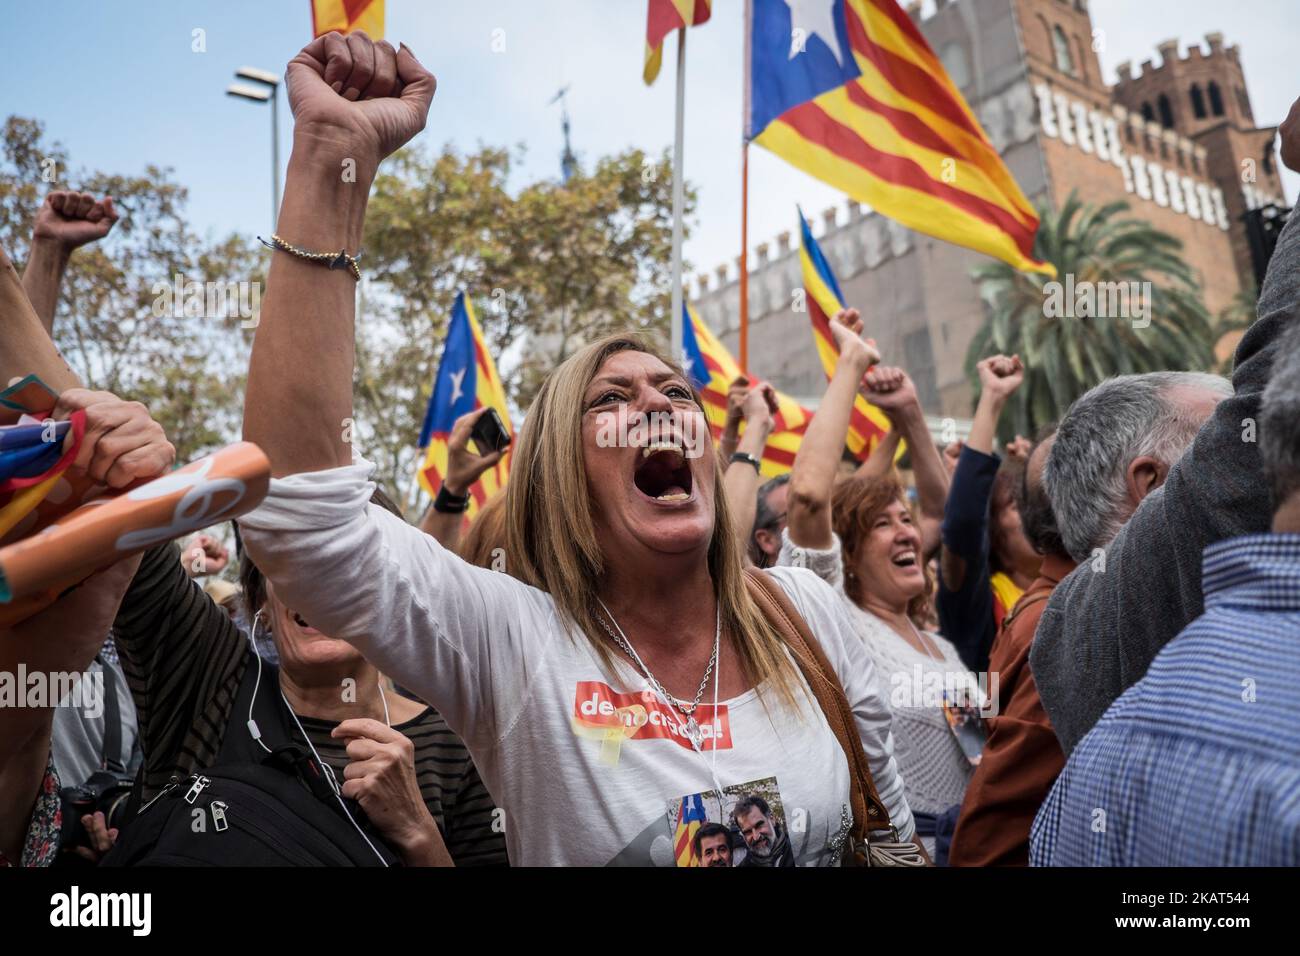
left=740, top=144, right=749, bottom=372
left=739, top=0, right=753, bottom=373
left=669, top=27, right=688, bottom=362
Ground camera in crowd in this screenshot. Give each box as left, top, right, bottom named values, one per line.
left=59, top=769, right=133, bottom=853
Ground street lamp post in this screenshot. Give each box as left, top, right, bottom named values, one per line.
left=227, top=67, right=282, bottom=229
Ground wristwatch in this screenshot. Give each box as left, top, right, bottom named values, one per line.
left=729, top=451, right=762, bottom=475
left=433, top=485, right=470, bottom=514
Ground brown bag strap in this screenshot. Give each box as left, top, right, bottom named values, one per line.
left=743, top=567, right=891, bottom=840
left=999, top=591, right=1050, bottom=635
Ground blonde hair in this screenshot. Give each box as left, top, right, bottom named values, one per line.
left=504, top=333, right=803, bottom=709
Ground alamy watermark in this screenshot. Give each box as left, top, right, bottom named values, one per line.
left=1043, top=273, right=1151, bottom=329
left=889, top=665, right=1000, bottom=718
left=594, top=406, right=710, bottom=460
left=0, top=665, right=104, bottom=719
left=151, top=273, right=261, bottom=327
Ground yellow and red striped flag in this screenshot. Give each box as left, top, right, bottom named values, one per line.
left=311, top=0, right=384, bottom=38
left=798, top=211, right=895, bottom=460
left=672, top=793, right=708, bottom=867
left=417, top=293, right=511, bottom=518
left=682, top=302, right=810, bottom=477
left=644, top=0, right=713, bottom=84
left=748, top=0, right=1053, bottom=275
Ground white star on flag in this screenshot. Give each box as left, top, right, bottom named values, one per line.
left=449, top=367, right=466, bottom=404
left=785, top=0, right=844, bottom=66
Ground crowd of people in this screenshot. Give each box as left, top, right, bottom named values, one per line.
left=2, top=31, right=1298, bottom=868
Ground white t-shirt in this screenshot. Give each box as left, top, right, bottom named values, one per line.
left=239, top=460, right=914, bottom=866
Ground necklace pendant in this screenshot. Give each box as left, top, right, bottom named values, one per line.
left=684, top=715, right=702, bottom=749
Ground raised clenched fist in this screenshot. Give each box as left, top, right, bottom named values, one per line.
left=829, top=307, right=881, bottom=374
left=32, top=192, right=119, bottom=251
left=862, top=365, right=919, bottom=415
left=286, top=31, right=436, bottom=169
left=976, top=354, right=1024, bottom=402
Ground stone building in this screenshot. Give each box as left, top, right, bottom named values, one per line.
left=691, top=0, right=1288, bottom=420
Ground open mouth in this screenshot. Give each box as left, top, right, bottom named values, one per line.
left=890, top=549, right=919, bottom=569
left=634, top=442, right=694, bottom=503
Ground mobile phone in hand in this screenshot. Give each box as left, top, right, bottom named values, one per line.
left=469, top=408, right=511, bottom=455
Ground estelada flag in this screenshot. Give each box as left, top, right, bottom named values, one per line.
left=798, top=210, right=894, bottom=461
left=312, top=0, right=384, bottom=38
left=0, top=375, right=90, bottom=548
left=681, top=302, right=809, bottom=477
left=417, top=292, right=512, bottom=518
left=673, top=793, right=709, bottom=867
left=747, top=0, right=1053, bottom=275
left=644, top=0, right=713, bottom=84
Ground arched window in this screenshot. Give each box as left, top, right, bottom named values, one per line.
left=1208, top=81, right=1224, bottom=116
left=1158, top=93, right=1174, bottom=129
left=1052, top=25, right=1075, bottom=75
left=1190, top=84, right=1206, bottom=119
left=1141, top=102, right=1155, bottom=123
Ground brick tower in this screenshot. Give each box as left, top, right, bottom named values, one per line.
left=1110, top=30, right=1287, bottom=291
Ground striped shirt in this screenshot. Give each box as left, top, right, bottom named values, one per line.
left=1030, top=534, right=1300, bottom=866
left=114, top=543, right=507, bottom=866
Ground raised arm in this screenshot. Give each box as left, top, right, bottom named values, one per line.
left=787, top=308, right=879, bottom=549
left=242, top=33, right=435, bottom=477
left=716, top=375, right=750, bottom=464
left=934, top=355, right=1021, bottom=671
left=860, top=365, right=949, bottom=560
left=940, top=354, right=1022, bottom=591
left=237, top=36, right=550, bottom=750
left=21, top=191, right=119, bottom=335
left=417, top=407, right=505, bottom=550
left=0, top=243, right=79, bottom=392
left=852, top=426, right=900, bottom=482
left=722, top=381, right=776, bottom=557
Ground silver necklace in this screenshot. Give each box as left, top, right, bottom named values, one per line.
left=595, top=600, right=720, bottom=751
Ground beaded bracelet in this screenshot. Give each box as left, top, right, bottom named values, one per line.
left=258, top=234, right=363, bottom=281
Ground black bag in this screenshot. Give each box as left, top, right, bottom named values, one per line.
left=102, top=651, right=400, bottom=867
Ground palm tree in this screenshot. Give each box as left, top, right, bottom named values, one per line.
left=967, top=191, right=1216, bottom=436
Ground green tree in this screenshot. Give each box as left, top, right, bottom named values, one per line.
left=0, top=116, right=263, bottom=463
left=1, top=118, right=691, bottom=508
left=967, top=191, right=1215, bottom=437
left=356, top=144, right=690, bottom=508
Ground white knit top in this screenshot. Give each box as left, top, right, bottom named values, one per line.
left=779, top=531, right=974, bottom=852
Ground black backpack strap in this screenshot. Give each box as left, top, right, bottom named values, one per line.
left=95, top=651, right=125, bottom=775
left=223, top=649, right=348, bottom=805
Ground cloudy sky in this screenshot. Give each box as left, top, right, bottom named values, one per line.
left=5, top=0, right=1296, bottom=284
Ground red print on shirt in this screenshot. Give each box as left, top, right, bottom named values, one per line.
left=572, top=681, right=733, bottom=752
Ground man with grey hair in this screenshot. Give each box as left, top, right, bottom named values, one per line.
left=1043, top=371, right=1231, bottom=564
left=1031, top=321, right=1300, bottom=866
left=1031, top=105, right=1300, bottom=756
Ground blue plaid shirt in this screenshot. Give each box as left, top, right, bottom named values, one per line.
left=1031, top=533, right=1300, bottom=866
